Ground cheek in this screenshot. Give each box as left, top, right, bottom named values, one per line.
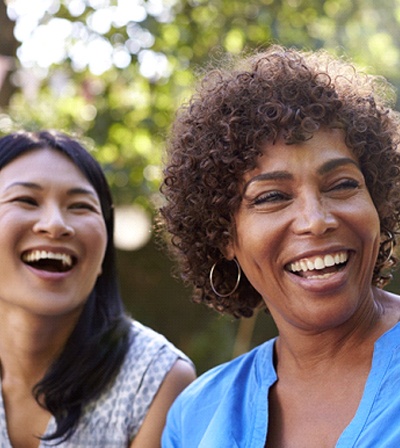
left=234, top=239, right=278, bottom=296
left=353, top=200, right=380, bottom=240
left=95, top=229, right=108, bottom=261
left=83, top=220, right=108, bottom=262
left=234, top=214, right=282, bottom=262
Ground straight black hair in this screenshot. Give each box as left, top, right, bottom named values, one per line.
left=0, top=130, right=131, bottom=443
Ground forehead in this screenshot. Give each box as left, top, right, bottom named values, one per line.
left=243, top=129, right=357, bottom=181
left=0, top=148, right=91, bottom=186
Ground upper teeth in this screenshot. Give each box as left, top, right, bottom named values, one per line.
left=288, top=251, right=348, bottom=273
left=22, top=250, right=73, bottom=267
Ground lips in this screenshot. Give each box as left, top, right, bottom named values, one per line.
left=21, top=249, right=77, bottom=273
left=286, top=251, right=349, bottom=278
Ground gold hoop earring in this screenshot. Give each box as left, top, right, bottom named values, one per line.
left=209, top=258, right=242, bottom=298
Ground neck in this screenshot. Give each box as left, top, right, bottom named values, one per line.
left=0, top=306, right=80, bottom=387
left=272, top=288, right=397, bottom=376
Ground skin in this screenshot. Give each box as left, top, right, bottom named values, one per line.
left=131, top=359, right=196, bottom=447
left=225, top=129, right=400, bottom=447
left=0, top=149, right=107, bottom=319
left=0, top=148, right=195, bottom=447
left=0, top=148, right=107, bottom=447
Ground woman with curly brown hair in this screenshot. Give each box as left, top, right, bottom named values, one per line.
left=160, top=45, right=400, bottom=447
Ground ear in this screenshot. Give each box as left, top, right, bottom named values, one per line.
left=222, top=240, right=236, bottom=261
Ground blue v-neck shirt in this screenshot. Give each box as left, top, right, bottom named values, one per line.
left=163, top=322, right=400, bottom=447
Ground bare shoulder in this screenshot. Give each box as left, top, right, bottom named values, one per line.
left=167, top=358, right=197, bottom=386
left=129, top=359, right=196, bottom=448
left=157, top=358, right=197, bottom=401
left=146, top=358, right=196, bottom=413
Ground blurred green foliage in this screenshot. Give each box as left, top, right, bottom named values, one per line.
left=3, top=0, right=400, bottom=209
left=2, top=0, right=400, bottom=373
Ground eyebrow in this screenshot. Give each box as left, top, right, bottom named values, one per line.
left=5, top=181, right=97, bottom=197
left=244, top=157, right=360, bottom=193
left=243, top=171, right=292, bottom=193
left=317, top=157, right=359, bottom=175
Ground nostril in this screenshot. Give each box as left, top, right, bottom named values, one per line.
left=293, top=207, right=338, bottom=236
left=33, top=220, right=75, bottom=238
left=62, top=225, right=75, bottom=235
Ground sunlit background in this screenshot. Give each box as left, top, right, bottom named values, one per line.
left=8, top=0, right=172, bottom=77
left=3, top=0, right=174, bottom=250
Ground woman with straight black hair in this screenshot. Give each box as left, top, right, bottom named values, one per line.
left=0, top=130, right=195, bottom=448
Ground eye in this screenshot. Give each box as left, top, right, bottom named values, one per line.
left=330, top=179, right=360, bottom=191
left=324, top=178, right=362, bottom=200
left=12, top=196, right=38, bottom=206
left=252, top=190, right=291, bottom=206
left=69, top=202, right=99, bottom=212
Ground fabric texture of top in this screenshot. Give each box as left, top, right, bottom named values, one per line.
left=162, top=321, right=400, bottom=448
left=0, top=319, right=191, bottom=448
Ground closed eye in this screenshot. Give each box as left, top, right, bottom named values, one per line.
left=330, top=179, right=360, bottom=191
left=69, top=202, right=100, bottom=213
left=12, top=196, right=38, bottom=206
left=253, top=191, right=291, bottom=205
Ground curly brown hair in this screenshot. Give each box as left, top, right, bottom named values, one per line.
left=160, top=45, right=400, bottom=318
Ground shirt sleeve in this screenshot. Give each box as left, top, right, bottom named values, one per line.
left=130, top=344, right=181, bottom=438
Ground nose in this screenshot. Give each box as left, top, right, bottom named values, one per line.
left=292, top=195, right=338, bottom=236
left=32, top=205, right=75, bottom=239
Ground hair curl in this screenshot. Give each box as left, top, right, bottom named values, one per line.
left=160, top=45, right=400, bottom=318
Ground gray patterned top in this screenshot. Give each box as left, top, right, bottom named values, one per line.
left=0, top=320, right=192, bottom=447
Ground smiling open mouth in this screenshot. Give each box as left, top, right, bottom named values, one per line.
left=286, top=251, right=349, bottom=278
left=21, top=250, right=77, bottom=273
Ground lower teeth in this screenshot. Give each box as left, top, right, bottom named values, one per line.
left=307, top=273, right=334, bottom=279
